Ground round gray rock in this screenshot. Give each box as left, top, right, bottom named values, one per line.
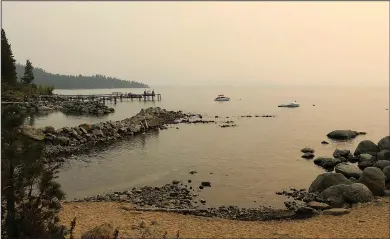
left=357, top=167, right=386, bottom=196
left=378, top=136, right=390, bottom=151
left=354, top=140, right=379, bottom=156
left=335, top=163, right=363, bottom=179
left=320, top=183, right=374, bottom=207
left=344, top=183, right=374, bottom=203
left=373, top=160, right=390, bottom=170
left=308, top=173, right=352, bottom=193
left=377, top=150, right=390, bottom=161
left=319, top=184, right=351, bottom=208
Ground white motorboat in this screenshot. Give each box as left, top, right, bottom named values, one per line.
left=278, top=101, right=300, bottom=108
left=214, top=94, right=230, bottom=101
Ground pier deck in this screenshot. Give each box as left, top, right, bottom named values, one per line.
left=1, top=92, right=162, bottom=105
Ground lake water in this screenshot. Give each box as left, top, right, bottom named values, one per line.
left=29, top=85, right=389, bottom=208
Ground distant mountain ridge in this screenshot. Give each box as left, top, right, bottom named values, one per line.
left=15, top=63, right=149, bottom=89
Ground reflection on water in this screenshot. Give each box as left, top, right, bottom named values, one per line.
left=35, top=86, right=388, bottom=208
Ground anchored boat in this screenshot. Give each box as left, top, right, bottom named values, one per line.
left=214, top=94, right=230, bottom=101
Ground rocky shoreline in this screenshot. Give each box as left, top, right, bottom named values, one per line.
left=65, top=135, right=390, bottom=221
left=67, top=181, right=309, bottom=221
left=20, top=106, right=389, bottom=222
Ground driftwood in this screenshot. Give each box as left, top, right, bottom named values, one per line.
left=133, top=207, right=198, bottom=213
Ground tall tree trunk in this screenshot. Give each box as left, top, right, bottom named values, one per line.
left=6, top=159, right=18, bottom=238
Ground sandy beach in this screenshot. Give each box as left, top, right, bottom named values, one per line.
left=60, top=197, right=390, bottom=238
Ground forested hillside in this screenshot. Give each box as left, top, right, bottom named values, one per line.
left=15, top=63, right=149, bottom=89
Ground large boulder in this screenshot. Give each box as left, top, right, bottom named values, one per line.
left=357, top=167, right=386, bottom=196
left=319, top=183, right=374, bottom=208
left=20, top=125, right=45, bottom=141
left=308, top=173, right=352, bottom=193
left=383, top=166, right=390, bottom=182
left=319, top=184, right=351, bottom=208
left=377, top=150, right=390, bottom=161
left=335, top=163, right=363, bottom=179
left=378, top=136, right=390, bottom=151
left=373, top=160, right=390, bottom=170
left=327, top=130, right=359, bottom=140
left=354, top=140, right=379, bottom=156
left=344, top=183, right=374, bottom=203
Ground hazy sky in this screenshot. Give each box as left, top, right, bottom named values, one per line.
left=2, top=2, right=389, bottom=87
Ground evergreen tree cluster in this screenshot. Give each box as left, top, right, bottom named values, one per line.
left=15, top=64, right=149, bottom=89
left=1, top=29, right=17, bottom=86
left=1, top=29, right=67, bottom=238
left=1, top=106, right=66, bottom=238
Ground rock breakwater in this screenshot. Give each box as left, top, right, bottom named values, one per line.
left=7, top=100, right=115, bottom=116
left=20, top=107, right=215, bottom=157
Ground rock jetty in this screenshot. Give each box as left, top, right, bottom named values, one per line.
left=20, top=107, right=215, bottom=157
left=9, top=100, right=115, bottom=116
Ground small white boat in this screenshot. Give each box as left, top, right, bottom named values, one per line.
left=214, top=94, right=230, bottom=101
left=278, top=101, right=300, bottom=108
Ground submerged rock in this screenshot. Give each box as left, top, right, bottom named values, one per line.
left=327, top=130, right=359, bottom=140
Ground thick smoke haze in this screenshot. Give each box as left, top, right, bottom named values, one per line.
left=2, top=2, right=389, bottom=87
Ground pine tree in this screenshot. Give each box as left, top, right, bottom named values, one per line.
left=21, top=60, right=35, bottom=84
left=1, top=29, right=18, bottom=86
left=1, top=106, right=66, bottom=238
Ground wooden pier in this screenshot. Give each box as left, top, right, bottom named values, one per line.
left=38, top=91, right=162, bottom=103
left=1, top=91, right=162, bottom=106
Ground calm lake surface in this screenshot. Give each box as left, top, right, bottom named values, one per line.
left=29, top=85, right=389, bottom=208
